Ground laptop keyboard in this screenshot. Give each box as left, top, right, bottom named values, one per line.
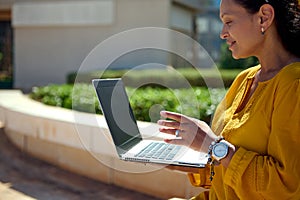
left=135, top=142, right=181, bottom=160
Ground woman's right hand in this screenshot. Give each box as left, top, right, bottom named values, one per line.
left=157, top=111, right=217, bottom=152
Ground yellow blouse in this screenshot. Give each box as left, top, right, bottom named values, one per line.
left=189, top=62, right=300, bottom=200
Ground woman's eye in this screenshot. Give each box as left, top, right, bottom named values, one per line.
left=225, top=21, right=232, bottom=25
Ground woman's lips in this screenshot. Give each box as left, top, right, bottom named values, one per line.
left=228, top=41, right=236, bottom=50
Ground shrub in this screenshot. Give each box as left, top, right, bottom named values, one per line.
left=30, top=84, right=226, bottom=123
left=30, top=84, right=73, bottom=107
left=67, top=68, right=241, bottom=88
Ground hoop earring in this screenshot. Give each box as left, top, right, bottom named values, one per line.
left=261, top=27, right=265, bottom=35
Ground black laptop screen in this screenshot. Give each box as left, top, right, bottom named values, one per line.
left=93, top=79, right=142, bottom=151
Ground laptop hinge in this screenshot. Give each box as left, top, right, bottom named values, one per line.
left=118, top=136, right=141, bottom=151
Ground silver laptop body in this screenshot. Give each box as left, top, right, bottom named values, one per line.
left=92, top=78, right=207, bottom=168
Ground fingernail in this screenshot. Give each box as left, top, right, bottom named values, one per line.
left=164, top=139, right=171, bottom=143
left=157, top=120, right=163, bottom=125
left=160, top=110, right=167, bottom=117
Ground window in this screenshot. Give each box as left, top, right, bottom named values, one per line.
left=0, top=11, right=12, bottom=86
left=196, top=17, right=209, bottom=34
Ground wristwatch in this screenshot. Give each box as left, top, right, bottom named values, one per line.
left=212, top=140, right=229, bottom=161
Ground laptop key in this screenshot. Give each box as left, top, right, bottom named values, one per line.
left=152, top=144, right=168, bottom=159
left=145, top=143, right=165, bottom=158
left=136, top=142, right=161, bottom=158
left=165, top=146, right=181, bottom=160
left=158, top=145, right=176, bottom=160
left=135, top=142, right=182, bottom=161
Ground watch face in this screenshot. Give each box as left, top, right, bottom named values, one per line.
left=213, top=142, right=228, bottom=158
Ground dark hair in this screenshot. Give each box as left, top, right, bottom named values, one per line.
left=233, top=0, right=300, bottom=57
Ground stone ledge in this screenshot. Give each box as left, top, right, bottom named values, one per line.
left=0, top=90, right=204, bottom=199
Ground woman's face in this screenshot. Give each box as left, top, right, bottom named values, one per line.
left=220, top=0, right=262, bottom=59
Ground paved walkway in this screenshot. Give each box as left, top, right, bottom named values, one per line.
left=0, top=128, right=162, bottom=200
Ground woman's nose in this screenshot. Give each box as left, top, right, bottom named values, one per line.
left=220, top=26, right=229, bottom=39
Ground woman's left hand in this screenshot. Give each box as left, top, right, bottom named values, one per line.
left=157, top=111, right=217, bottom=152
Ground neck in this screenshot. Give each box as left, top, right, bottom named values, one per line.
left=256, top=51, right=300, bottom=82
left=258, top=53, right=300, bottom=73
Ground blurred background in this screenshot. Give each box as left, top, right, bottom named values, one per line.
left=0, top=1, right=261, bottom=199
left=0, top=0, right=259, bottom=92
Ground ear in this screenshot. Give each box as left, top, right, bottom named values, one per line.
left=258, top=4, right=275, bottom=31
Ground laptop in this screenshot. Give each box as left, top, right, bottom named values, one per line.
left=92, top=78, right=207, bottom=168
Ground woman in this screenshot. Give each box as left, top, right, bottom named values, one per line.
left=158, top=0, right=300, bottom=199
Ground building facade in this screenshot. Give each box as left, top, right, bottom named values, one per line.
left=197, top=0, right=223, bottom=61
left=0, top=0, right=214, bottom=90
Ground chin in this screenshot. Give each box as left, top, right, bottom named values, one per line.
left=231, top=51, right=248, bottom=60
left=231, top=53, right=241, bottom=60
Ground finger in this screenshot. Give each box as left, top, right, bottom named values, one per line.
left=160, top=111, right=191, bottom=123
left=160, top=128, right=188, bottom=139
left=158, top=120, right=198, bottom=135
left=159, top=127, right=178, bottom=135
left=157, top=120, right=181, bottom=129
left=164, top=138, right=185, bottom=146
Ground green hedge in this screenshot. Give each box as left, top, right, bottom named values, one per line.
left=30, top=84, right=226, bottom=123
left=67, top=68, right=242, bottom=88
